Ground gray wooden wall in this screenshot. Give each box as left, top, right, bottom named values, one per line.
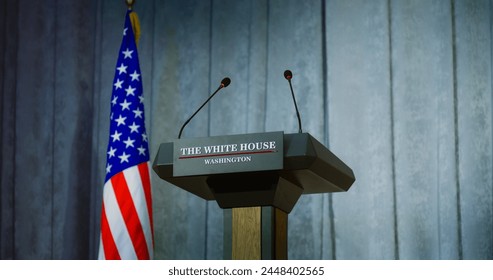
left=1, top=0, right=492, bottom=259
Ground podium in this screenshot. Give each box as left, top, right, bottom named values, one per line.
left=153, top=131, right=355, bottom=259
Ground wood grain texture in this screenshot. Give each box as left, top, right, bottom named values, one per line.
left=232, top=207, right=261, bottom=260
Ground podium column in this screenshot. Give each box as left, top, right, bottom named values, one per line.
left=224, top=207, right=288, bottom=260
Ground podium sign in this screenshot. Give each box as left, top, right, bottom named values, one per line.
left=174, top=131, right=283, bottom=176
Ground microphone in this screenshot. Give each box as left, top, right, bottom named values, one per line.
left=178, top=77, right=231, bottom=139
left=283, top=70, right=302, bottom=133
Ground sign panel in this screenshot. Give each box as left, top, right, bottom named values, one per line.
left=173, top=131, right=283, bottom=176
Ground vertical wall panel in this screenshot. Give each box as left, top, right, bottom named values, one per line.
left=52, top=0, right=96, bottom=259
left=266, top=0, right=324, bottom=136
left=435, top=0, right=461, bottom=259
left=326, top=0, right=396, bottom=259
left=391, top=0, right=455, bottom=259
left=267, top=0, right=325, bottom=259
left=14, top=0, right=56, bottom=259
left=88, top=0, right=103, bottom=259
left=455, top=0, right=493, bottom=259
left=149, top=0, right=182, bottom=258
left=150, top=0, right=211, bottom=259
left=208, top=0, right=254, bottom=259
left=435, top=0, right=460, bottom=260
left=210, top=0, right=250, bottom=136
left=246, top=0, right=269, bottom=134
left=0, top=0, right=18, bottom=260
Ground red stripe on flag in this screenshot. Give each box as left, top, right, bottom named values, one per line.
left=111, top=172, right=150, bottom=260
left=138, top=162, right=154, bottom=245
left=100, top=203, right=121, bottom=260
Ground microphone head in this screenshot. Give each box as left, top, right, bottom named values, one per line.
left=221, top=77, right=231, bottom=88
left=284, top=70, right=293, bottom=80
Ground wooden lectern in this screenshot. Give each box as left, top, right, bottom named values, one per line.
left=152, top=132, right=355, bottom=259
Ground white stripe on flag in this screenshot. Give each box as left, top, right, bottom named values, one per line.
left=122, top=164, right=153, bottom=259
left=102, top=179, right=138, bottom=260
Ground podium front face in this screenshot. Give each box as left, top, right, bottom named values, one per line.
left=152, top=132, right=355, bottom=259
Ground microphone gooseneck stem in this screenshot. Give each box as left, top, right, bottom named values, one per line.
left=178, top=85, right=223, bottom=139
left=288, top=79, right=302, bottom=133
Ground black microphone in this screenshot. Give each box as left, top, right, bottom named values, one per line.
left=283, top=70, right=302, bottom=133
left=178, top=77, right=231, bottom=139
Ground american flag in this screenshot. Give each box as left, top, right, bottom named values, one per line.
left=98, top=10, right=153, bottom=260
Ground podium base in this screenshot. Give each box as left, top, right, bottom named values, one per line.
left=224, top=207, right=287, bottom=260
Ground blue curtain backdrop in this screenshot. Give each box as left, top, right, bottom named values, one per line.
left=1, top=0, right=492, bottom=259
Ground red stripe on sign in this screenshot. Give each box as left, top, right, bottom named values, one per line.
left=178, top=149, right=277, bottom=159
left=100, top=203, right=121, bottom=260
left=138, top=162, right=154, bottom=246
left=111, top=172, right=150, bottom=260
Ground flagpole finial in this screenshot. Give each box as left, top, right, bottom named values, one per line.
left=126, top=0, right=135, bottom=10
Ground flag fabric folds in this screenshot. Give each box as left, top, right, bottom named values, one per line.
left=98, top=9, right=153, bottom=260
